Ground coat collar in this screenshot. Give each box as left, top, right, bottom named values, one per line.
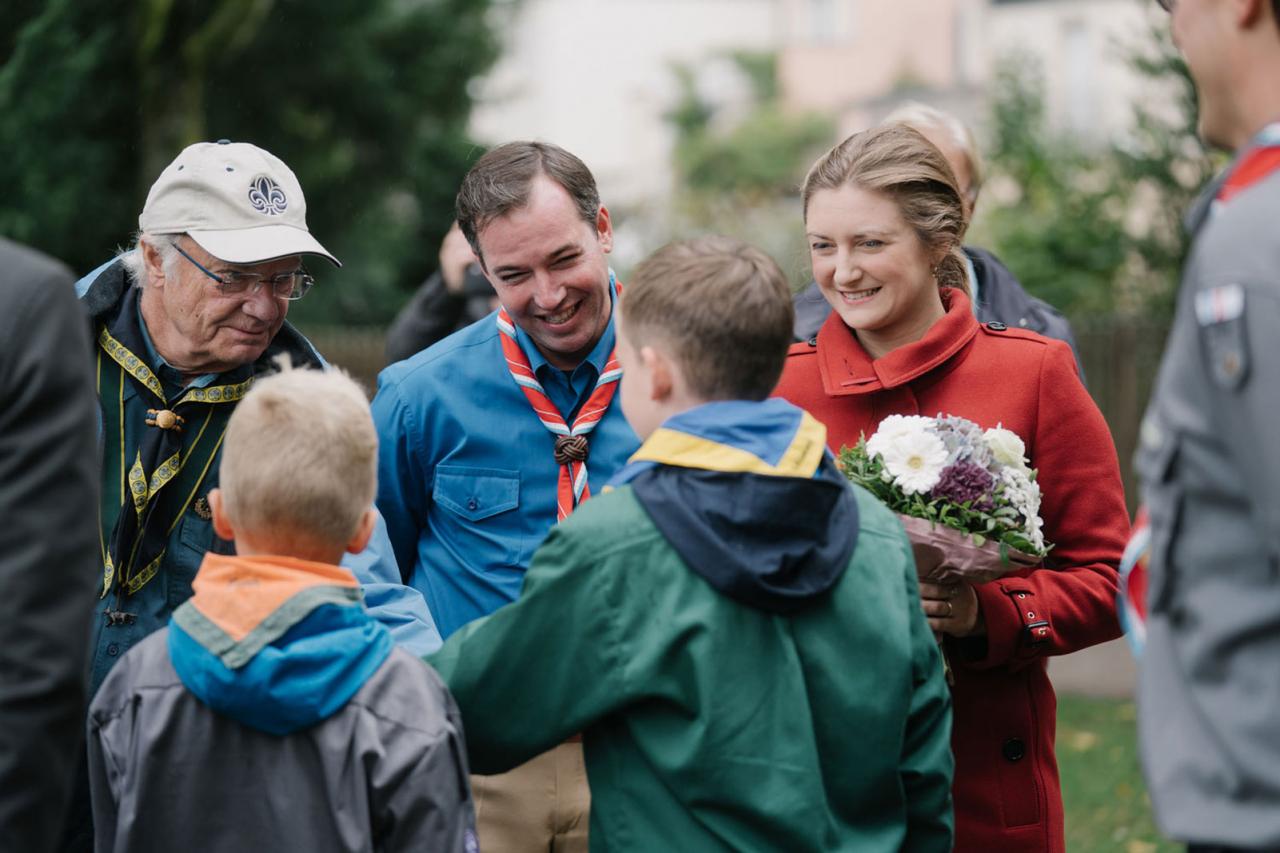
left=815, top=287, right=979, bottom=396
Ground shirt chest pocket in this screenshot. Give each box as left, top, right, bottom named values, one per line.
left=432, top=466, right=525, bottom=569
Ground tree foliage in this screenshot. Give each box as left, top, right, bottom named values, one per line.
left=978, top=25, right=1215, bottom=318
left=0, top=0, right=502, bottom=325
left=668, top=52, right=832, bottom=199
left=663, top=52, right=832, bottom=286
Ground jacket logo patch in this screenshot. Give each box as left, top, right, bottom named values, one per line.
left=1195, top=283, right=1244, bottom=326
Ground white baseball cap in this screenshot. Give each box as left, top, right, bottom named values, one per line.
left=139, top=140, right=340, bottom=267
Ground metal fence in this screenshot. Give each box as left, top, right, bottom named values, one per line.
left=305, top=316, right=1171, bottom=513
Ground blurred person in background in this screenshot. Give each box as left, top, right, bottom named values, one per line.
left=385, top=222, right=499, bottom=364
left=1136, top=1, right=1280, bottom=851
left=0, top=238, right=98, bottom=853
left=793, top=103, right=1084, bottom=379
left=775, top=124, right=1128, bottom=853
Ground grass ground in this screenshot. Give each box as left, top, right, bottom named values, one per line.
left=1057, top=695, right=1179, bottom=852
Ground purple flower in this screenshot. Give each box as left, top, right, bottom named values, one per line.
left=930, top=461, right=995, bottom=510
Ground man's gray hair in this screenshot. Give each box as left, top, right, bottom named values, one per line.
left=116, top=232, right=181, bottom=288
left=881, top=102, right=983, bottom=203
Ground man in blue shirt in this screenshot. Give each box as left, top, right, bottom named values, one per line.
left=374, top=141, right=639, bottom=853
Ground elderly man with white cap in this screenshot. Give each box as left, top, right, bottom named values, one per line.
left=77, top=140, right=440, bottom=688
left=61, top=139, right=443, bottom=848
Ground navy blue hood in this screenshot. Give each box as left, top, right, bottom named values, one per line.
left=608, top=400, right=859, bottom=615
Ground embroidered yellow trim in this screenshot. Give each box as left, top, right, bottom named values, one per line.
left=101, top=552, right=114, bottom=599
left=98, top=327, right=164, bottom=402
left=128, top=453, right=148, bottom=515
left=124, top=552, right=165, bottom=595
left=147, top=452, right=182, bottom=500
left=177, top=378, right=254, bottom=406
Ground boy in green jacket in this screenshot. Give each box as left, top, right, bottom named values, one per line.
left=428, top=235, right=953, bottom=852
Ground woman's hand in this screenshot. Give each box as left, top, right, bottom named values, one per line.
left=919, top=580, right=984, bottom=637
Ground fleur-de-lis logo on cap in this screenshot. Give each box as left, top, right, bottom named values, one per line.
left=247, top=175, right=288, bottom=216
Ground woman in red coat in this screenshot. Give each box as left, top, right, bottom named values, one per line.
left=774, top=124, right=1128, bottom=852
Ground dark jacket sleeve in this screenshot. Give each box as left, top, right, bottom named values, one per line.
left=897, top=545, right=955, bottom=851
left=0, top=239, right=99, bottom=853
left=371, top=663, right=477, bottom=852
left=965, top=246, right=1086, bottom=383
left=385, top=271, right=469, bottom=365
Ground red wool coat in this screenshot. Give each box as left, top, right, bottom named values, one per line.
left=774, top=290, right=1127, bottom=853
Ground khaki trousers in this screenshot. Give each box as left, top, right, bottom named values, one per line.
left=470, top=741, right=590, bottom=853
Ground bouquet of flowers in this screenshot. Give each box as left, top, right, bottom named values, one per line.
left=838, top=414, right=1051, bottom=584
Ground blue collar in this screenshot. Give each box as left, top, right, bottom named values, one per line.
left=964, top=253, right=981, bottom=314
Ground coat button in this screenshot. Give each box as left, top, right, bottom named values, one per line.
left=808, top=336, right=818, bottom=348
left=1002, top=738, right=1026, bottom=762
left=107, top=643, right=120, bottom=657
left=987, top=321, right=1008, bottom=331
left=467, top=498, right=479, bottom=511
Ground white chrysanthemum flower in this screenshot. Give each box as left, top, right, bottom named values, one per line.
left=1024, top=514, right=1047, bottom=553
left=1000, top=466, right=1043, bottom=526
left=984, top=425, right=1031, bottom=472
left=879, top=430, right=948, bottom=495
left=866, top=414, right=935, bottom=459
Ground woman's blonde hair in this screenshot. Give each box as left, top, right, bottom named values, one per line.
left=801, top=124, right=971, bottom=295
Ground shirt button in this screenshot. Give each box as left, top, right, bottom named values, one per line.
left=1002, top=738, right=1026, bottom=762
left=467, top=498, right=479, bottom=511
left=107, top=643, right=120, bottom=657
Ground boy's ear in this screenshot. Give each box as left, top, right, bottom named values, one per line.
left=208, top=488, right=235, bottom=541
left=641, top=345, right=675, bottom=402
left=345, top=508, right=378, bottom=556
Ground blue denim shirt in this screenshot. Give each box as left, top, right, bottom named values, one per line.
left=76, top=259, right=441, bottom=694
left=372, top=287, right=640, bottom=639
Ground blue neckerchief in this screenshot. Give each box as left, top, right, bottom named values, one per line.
left=608, top=398, right=858, bottom=616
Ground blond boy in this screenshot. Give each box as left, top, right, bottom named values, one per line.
left=88, top=368, right=476, bottom=853
left=429, top=236, right=954, bottom=851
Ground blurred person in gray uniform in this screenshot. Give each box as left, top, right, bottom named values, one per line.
left=792, top=103, right=1083, bottom=378
left=1136, top=0, right=1280, bottom=851
left=0, top=238, right=98, bottom=853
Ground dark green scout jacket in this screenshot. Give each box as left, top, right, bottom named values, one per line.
left=429, top=482, right=953, bottom=852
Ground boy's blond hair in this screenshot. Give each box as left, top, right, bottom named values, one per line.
left=624, top=236, right=793, bottom=401
left=220, top=366, right=377, bottom=549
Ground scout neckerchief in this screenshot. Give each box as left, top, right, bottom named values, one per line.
left=1119, top=122, right=1280, bottom=656
left=1216, top=121, right=1280, bottom=204
left=496, top=300, right=622, bottom=521
left=96, top=286, right=253, bottom=611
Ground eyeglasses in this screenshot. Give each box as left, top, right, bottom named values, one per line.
left=171, top=242, right=315, bottom=300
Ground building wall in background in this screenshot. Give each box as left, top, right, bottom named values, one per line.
left=468, top=0, right=1162, bottom=224
left=469, top=0, right=779, bottom=209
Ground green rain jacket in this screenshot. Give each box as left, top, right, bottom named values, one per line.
left=429, top=400, right=953, bottom=852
